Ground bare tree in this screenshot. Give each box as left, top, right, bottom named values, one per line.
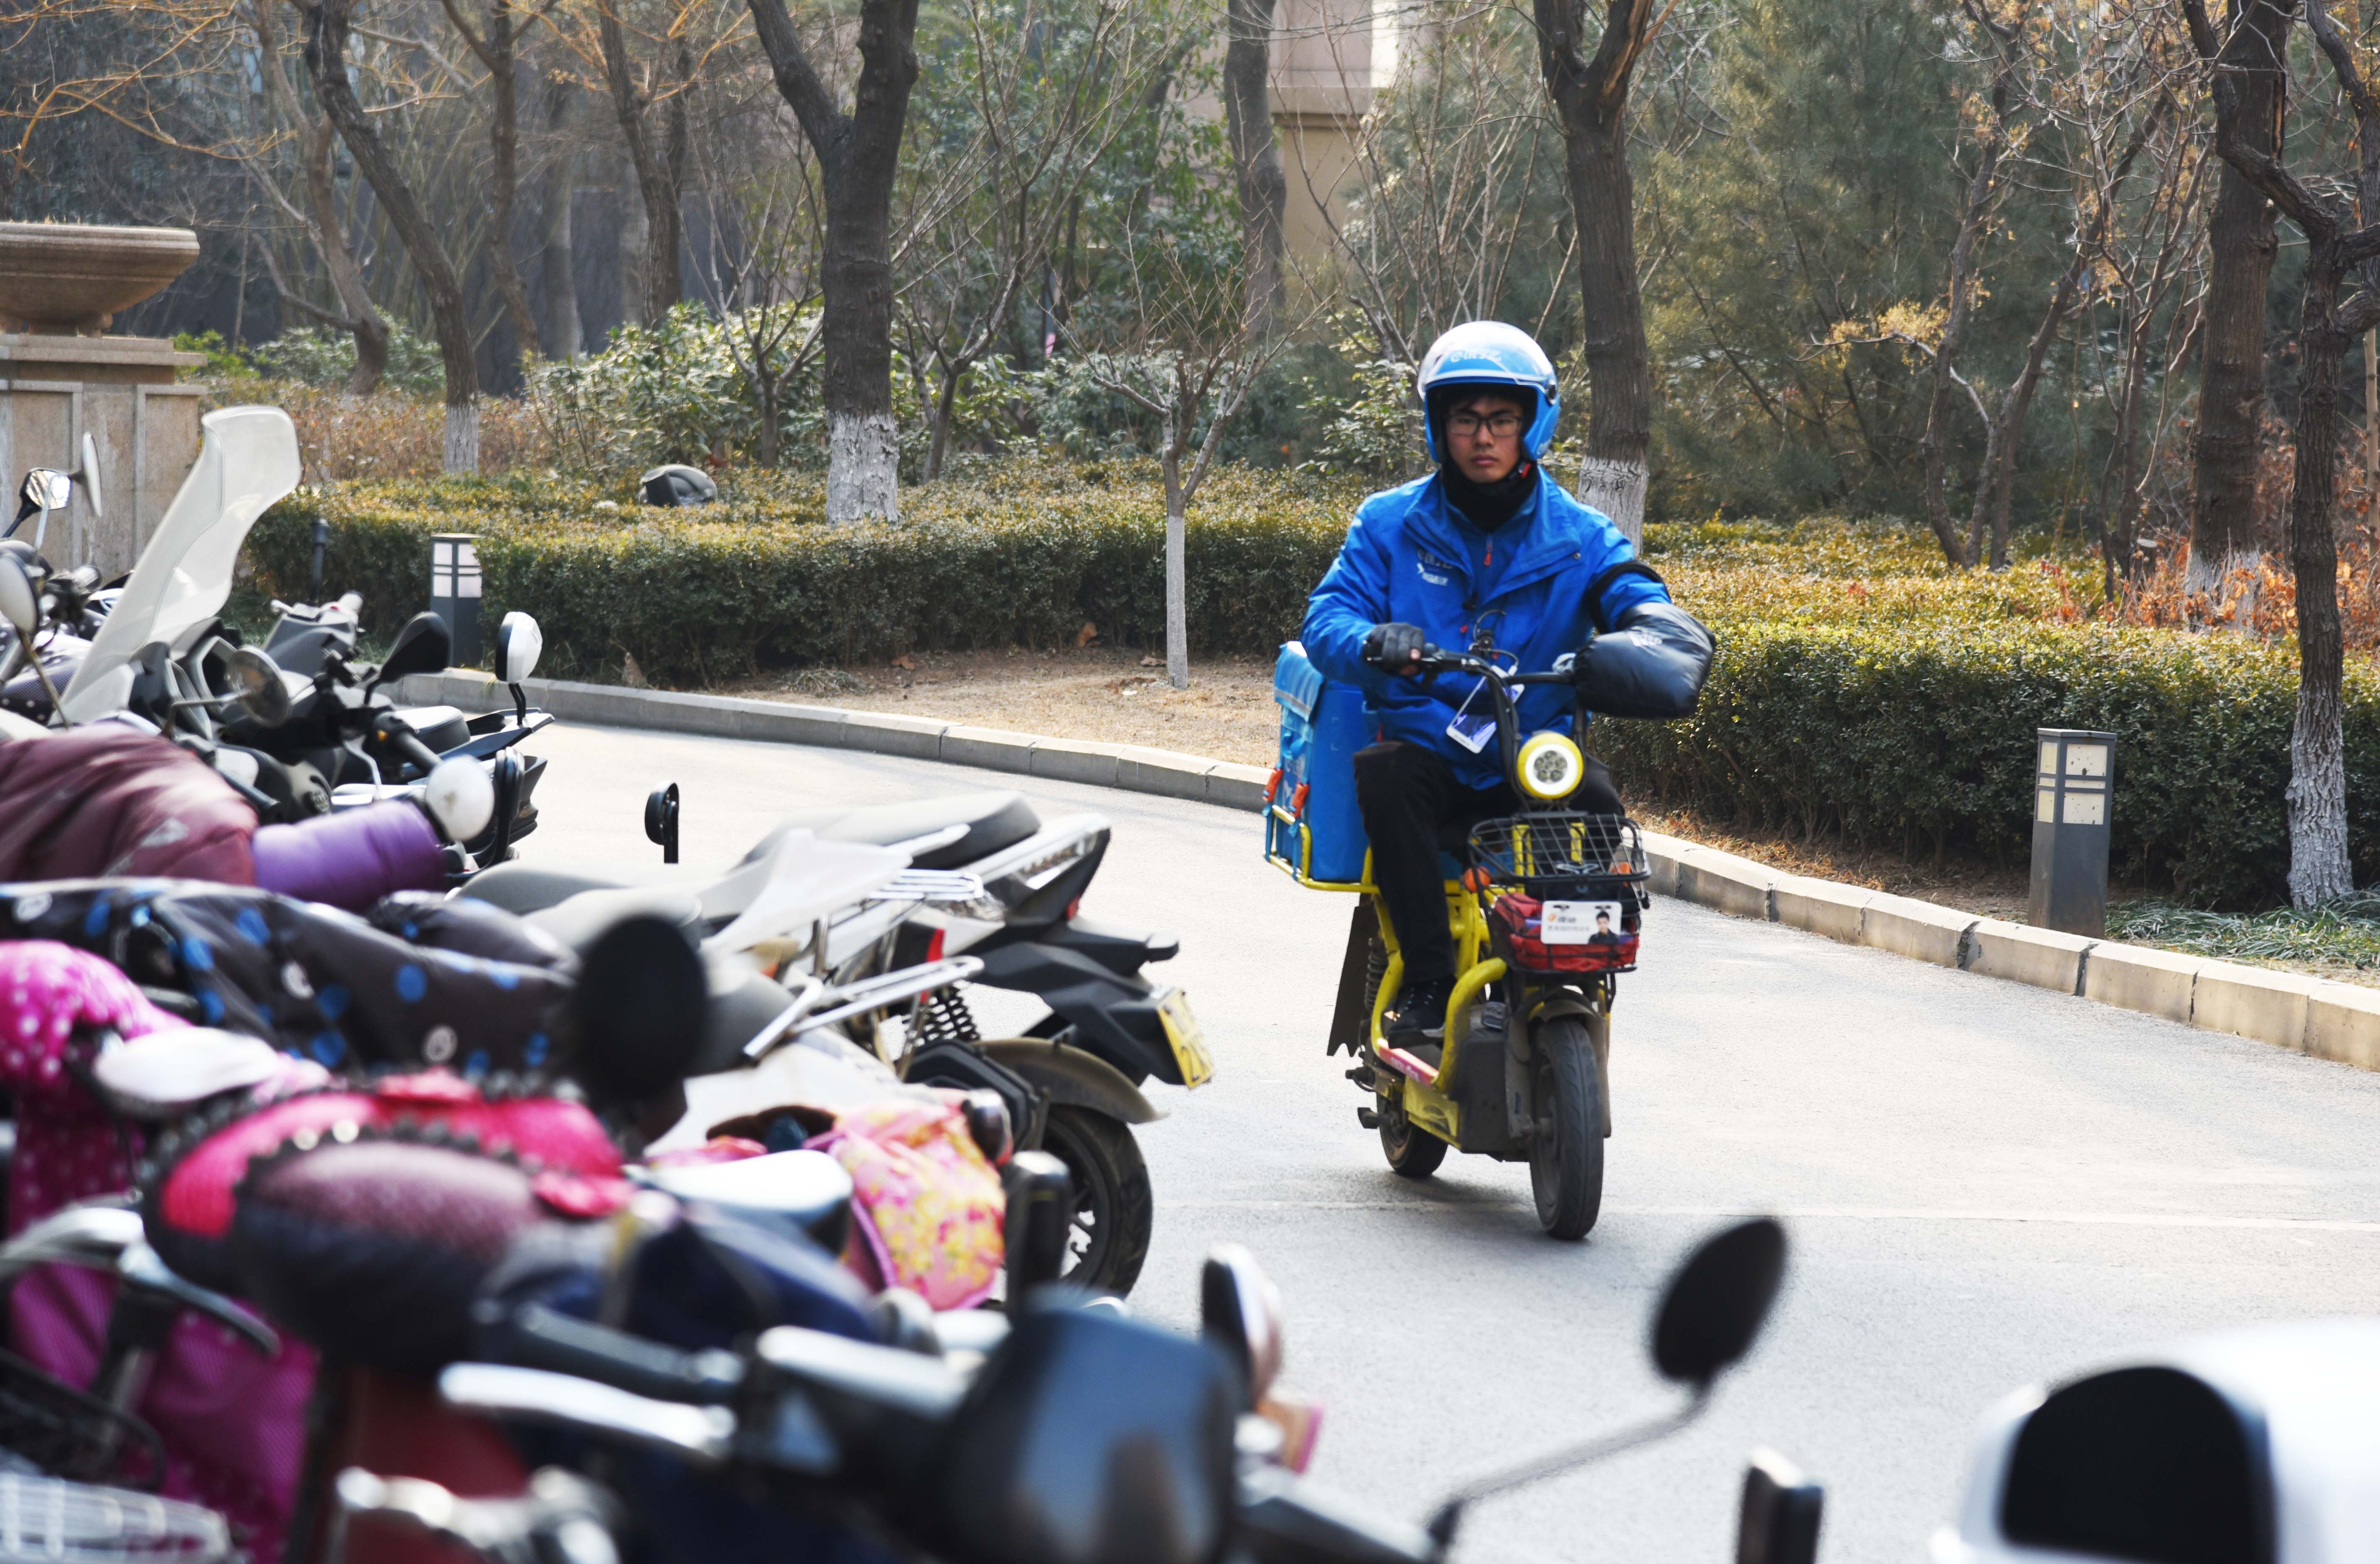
left=894, top=0, right=1166, bottom=480
left=2185, top=0, right=2380, bottom=905
left=438, top=0, right=555, bottom=363
left=748, top=0, right=921, bottom=522
left=695, top=136, right=825, bottom=467
left=540, top=69, right=582, bottom=357
left=596, top=0, right=689, bottom=323
left=2186, top=0, right=2294, bottom=594
left=1075, top=220, right=1307, bottom=690
left=244, top=0, right=394, bottom=393
left=1534, top=0, right=1670, bottom=545
left=299, top=0, right=485, bottom=470
left=1914, top=1, right=2030, bottom=570
left=1223, top=0, right=1285, bottom=334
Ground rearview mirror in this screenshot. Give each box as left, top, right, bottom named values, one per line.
left=73, top=433, right=103, bottom=520
left=496, top=611, right=542, bottom=685
left=377, top=611, right=454, bottom=685
left=0, top=550, right=39, bottom=637
left=224, top=645, right=292, bottom=727
left=18, top=469, right=70, bottom=514
left=1737, top=1449, right=1824, bottom=1564
left=926, top=1305, right=1238, bottom=1564
left=1200, top=1243, right=1283, bottom=1405
left=1651, top=1216, right=1786, bottom=1387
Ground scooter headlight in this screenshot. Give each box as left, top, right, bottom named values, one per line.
left=1516, top=731, right=1584, bottom=801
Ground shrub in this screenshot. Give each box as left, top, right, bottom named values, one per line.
left=245, top=461, right=1364, bottom=676
left=1594, top=618, right=2380, bottom=908
left=245, top=325, right=450, bottom=399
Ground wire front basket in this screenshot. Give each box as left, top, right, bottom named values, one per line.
left=0, top=1473, right=229, bottom=1564
left=0, top=1352, right=164, bottom=1493
left=1467, top=814, right=1649, bottom=896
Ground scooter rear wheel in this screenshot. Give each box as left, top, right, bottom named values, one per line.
left=1038, top=1105, right=1152, bottom=1296
left=1529, top=1017, right=1605, bottom=1240
left=1378, top=1097, right=1448, bottom=1178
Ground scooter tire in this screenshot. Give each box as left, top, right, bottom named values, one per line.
left=1529, top=1017, right=1605, bottom=1240
left=1038, top=1105, right=1152, bottom=1297
left=1378, top=1099, right=1448, bottom=1179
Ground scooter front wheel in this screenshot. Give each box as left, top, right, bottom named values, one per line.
left=1529, top=1017, right=1605, bottom=1240
left=1037, top=1105, right=1153, bottom=1296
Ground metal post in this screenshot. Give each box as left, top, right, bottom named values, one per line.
left=428, top=532, right=482, bottom=667
left=2029, top=729, right=2116, bottom=936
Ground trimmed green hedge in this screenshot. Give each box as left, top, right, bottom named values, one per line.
left=245, top=464, right=1357, bottom=682
left=243, top=470, right=2374, bottom=905
left=1595, top=619, right=2380, bottom=908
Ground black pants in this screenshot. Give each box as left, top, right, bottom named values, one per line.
left=1352, top=740, right=1623, bottom=986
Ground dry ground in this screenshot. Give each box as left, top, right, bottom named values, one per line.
left=723, top=650, right=2377, bottom=985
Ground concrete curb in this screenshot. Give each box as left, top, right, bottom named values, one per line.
left=398, top=670, right=1272, bottom=814
left=403, top=669, right=2380, bottom=1077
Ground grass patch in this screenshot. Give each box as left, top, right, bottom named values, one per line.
left=2107, top=894, right=2380, bottom=978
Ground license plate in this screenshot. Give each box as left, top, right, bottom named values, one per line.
left=1157, top=988, right=1213, bottom=1089
left=1540, top=899, right=1625, bottom=946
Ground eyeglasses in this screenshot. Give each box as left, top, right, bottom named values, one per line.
left=1448, top=410, right=1524, bottom=438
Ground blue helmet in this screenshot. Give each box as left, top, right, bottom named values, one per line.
left=1417, top=321, right=1561, bottom=461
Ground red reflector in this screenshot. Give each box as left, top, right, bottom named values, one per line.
left=1066, top=897, right=1081, bottom=920
left=1292, top=782, right=1310, bottom=813
left=926, top=928, right=946, bottom=963
left=1265, top=768, right=1283, bottom=802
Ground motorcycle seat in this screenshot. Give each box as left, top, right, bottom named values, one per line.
left=526, top=886, right=705, bottom=954
left=459, top=863, right=626, bottom=914
left=736, top=791, right=1041, bottom=871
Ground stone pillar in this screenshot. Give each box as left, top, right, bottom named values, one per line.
left=0, top=223, right=207, bottom=580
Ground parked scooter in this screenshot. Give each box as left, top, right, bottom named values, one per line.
left=468, top=787, right=1204, bottom=1295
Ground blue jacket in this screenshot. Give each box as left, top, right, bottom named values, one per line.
left=1300, top=467, right=1669, bottom=788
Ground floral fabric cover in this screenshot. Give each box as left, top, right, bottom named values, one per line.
left=807, top=1097, right=1006, bottom=1310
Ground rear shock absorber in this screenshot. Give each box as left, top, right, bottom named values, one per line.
left=911, top=988, right=983, bottom=1046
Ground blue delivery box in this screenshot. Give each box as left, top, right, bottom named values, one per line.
left=1265, top=641, right=1372, bottom=886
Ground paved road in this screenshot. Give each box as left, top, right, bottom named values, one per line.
left=518, top=721, right=2380, bottom=1564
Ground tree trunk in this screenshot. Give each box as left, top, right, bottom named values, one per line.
left=1223, top=0, right=1285, bottom=335
left=925, top=365, right=960, bottom=483
left=304, top=0, right=479, bottom=470
left=618, top=148, right=649, bottom=328
left=600, top=2, right=683, bottom=324
left=300, top=114, right=391, bottom=396
left=541, top=78, right=582, bottom=359
left=2189, top=0, right=2292, bottom=592
left=2286, top=246, right=2352, bottom=906
left=749, top=0, right=921, bottom=523
left=1919, top=65, right=2015, bottom=571
left=1536, top=0, right=1654, bottom=548
left=454, top=0, right=541, bottom=364
left=1162, top=396, right=1188, bottom=691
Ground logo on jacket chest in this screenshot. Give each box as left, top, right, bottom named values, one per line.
left=1414, top=546, right=1459, bottom=588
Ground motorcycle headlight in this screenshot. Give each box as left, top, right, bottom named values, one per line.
left=1516, top=731, right=1584, bottom=801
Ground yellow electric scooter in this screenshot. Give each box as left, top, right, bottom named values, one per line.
left=1266, top=641, right=1646, bottom=1239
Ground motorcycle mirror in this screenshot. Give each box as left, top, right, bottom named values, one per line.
left=1200, top=1243, right=1284, bottom=1407
left=497, top=610, right=543, bottom=686
left=1737, top=1449, right=1824, bottom=1564
left=924, top=1305, right=1239, bottom=1564
left=375, top=611, right=454, bottom=686
left=423, top=756, right=496, bottom=842
left=1650, top=1216, right=1788, bottom=1388
left=0, top=550, right=38, bottom=637
left=1002, top=1152, right=1073, bottom=1299
left=224, top=645, right=293, bottom=727
left=18, top=468, right=71, bottom=515
left=72, top=433, right=103, bottom=520
left=569, top=915, right=709, bottom=1109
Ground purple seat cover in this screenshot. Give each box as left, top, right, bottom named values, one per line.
left=252, top=802, right=444, bottom=912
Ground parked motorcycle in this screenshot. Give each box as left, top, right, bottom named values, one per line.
left=468, top=786, right=1205, bottom=1295
left=1266, top=638, right=1645, bottom=1239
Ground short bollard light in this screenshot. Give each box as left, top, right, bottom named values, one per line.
left=429, top=532, right=483, bottom=666
left=2030, top=729, right=2115, bottom=936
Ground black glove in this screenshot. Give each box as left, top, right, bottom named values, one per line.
left=1569, top=602, right=1713, bottom=719
left=1361, top=622, right=1428, bottom=675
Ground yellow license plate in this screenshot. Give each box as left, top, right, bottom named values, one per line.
left=1158, top=988, right=1214, bottom=1089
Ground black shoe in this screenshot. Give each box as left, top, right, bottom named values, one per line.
left=1385, top=977, right=1454, bottom=1043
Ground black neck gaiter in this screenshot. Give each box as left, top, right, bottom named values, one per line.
left=1441, top=458, right=1537, bottom=532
